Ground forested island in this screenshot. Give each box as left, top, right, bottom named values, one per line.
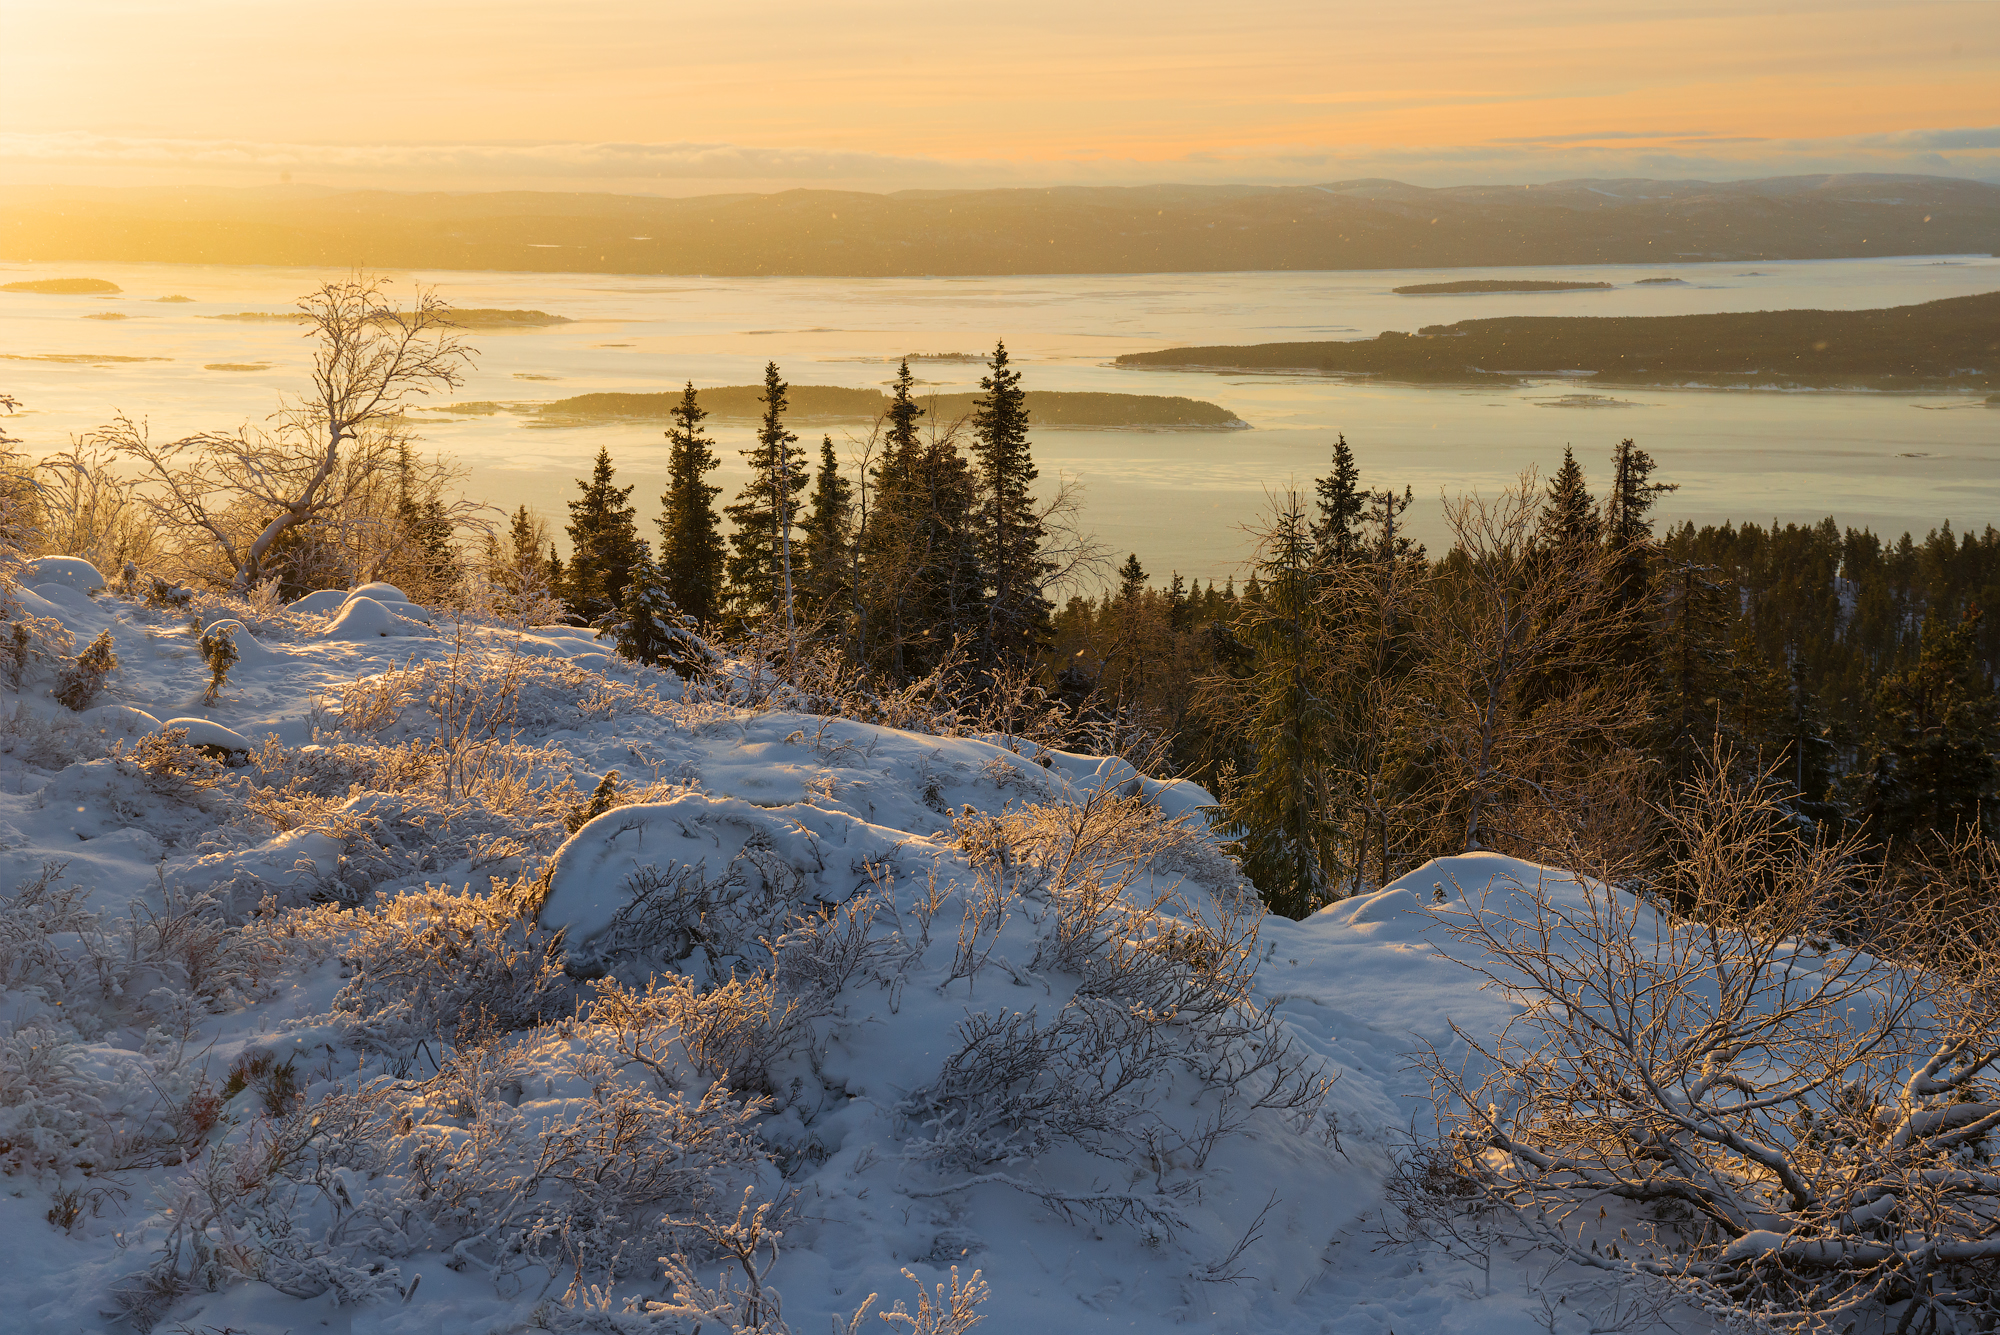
left=1117, top=290, right=2000, bottom=388
left=1, top=277, right=121, bottom=293
left=536, top=386, right=1246, bottom=428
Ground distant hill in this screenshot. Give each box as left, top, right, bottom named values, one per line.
left=537, top=387, right=1245, bottom=429
left=1, top=175, right=1995, bottom=277
left=1114, top=291, right=2000, bottom=389
left=1393, top=279, right=1612, bottom=294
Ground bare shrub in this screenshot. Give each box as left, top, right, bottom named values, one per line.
left=330, top=882, right=568, bottom=1051
left=112, top=1112, right=398, bottom=1330
left=0, top=701, right=96, bottom=768
left=33, top=437, right=158, bottom=572
left=903, top=789, right=1331, bottom=1232
left=1415, top=758, right=2000, bottom=1331
left=52, top=628, right=118, bottom=710
left=590, top=972, right=806, bottom=1100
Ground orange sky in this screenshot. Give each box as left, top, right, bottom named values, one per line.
left=3, top=0, right=1995, bottom=190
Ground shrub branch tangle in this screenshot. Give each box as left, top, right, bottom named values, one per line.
left=1418, top=758, right=2000, bottom=1331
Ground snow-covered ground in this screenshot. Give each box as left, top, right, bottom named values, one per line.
left=0, top=566, right=1709, bottom=1335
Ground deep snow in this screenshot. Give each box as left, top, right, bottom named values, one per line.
left=0, top=570, right=1711, bottom=1335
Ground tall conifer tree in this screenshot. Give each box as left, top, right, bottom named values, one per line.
left=563, top=447, right=647, bottom=623
left=1220, top=493, right=1341, bottom=918
left=801, top=435, right=854, bottom=622
left=1312, top=434, right=1364, bottom=567
left=1603, top=438, right=1676, bottom=668
left=656, top=383, right=725, bottom=624
left=1538, top=446, right=1600, bottom=551
left=970, top=340, right=1049, bottom=665
left=725, top=362, right=807, bottom=624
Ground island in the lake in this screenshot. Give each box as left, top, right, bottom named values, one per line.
left=1115, top=291, right=2000, bottom=389
left=1392, top=279, right=1613, bottom=294
left=2, top=277, right=121, bottom=294
left=535, top=387, right=1246, bottom=429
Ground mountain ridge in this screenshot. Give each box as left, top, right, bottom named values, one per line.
left=4, top=173, right=1995, bottom=276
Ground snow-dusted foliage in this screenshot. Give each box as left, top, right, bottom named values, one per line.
left=0, top=571, right=1789, bottom=1334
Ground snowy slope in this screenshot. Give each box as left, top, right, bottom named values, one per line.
left=0, top=577, right=1710, bottom=1335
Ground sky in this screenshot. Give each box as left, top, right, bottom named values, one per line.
left=3, top=0, right=1997, bottom=194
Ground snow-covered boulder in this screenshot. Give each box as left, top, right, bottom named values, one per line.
left=24, top=580, right=97, bottom=616
left=22, top=555, right=105, bottom=594
left=286, top=589, right=350, bottom=617
left=78, top=704, right=161, bottom=736
left=368, top=598, right=434, bottom=624
left=318, top=596, right=431, bottom=640
left=158, top=717, right=253, bottom=756
left=349, top=581, right=409, bottom=602
left=539, top=793, right=867, bottom=965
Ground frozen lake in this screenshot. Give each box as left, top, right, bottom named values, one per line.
left=4, top=254, right=1997, bottom=583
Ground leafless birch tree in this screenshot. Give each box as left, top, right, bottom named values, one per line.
left=1411, top=471, right=1650, bottom=857
left=99, top=277, right=474, bottom=591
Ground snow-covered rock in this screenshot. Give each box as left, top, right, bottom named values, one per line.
left=349, top=581, right=409, bottom=602
left=540, top=792, right=860, bottom=953
left=24, top=580, right=97, bottom=615
left=318, top=596, right=432, bottom=640
left=21, top=555, right=105, bottom=594
left=158, top=717, right=253, bottom=754
left=286, top=589, right=350, bottom=616
left=77, top=704, right=161, bottom=736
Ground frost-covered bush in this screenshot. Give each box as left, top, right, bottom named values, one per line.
left=327, top=882, right=568, bottom=1058
left=899, top=791, right=1330, bottom=1229
left=0, top=699, right=97, bottom=768
left=2, top=607, right=72, bottom=689
left=51, top=627, right=118, bottom=710
left=117, top=1026, right=775, bottom=1328
left=198, top=622, right=238, bottom=704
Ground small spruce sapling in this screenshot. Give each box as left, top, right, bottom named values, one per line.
left=53, top=629, right=118, bottom=710
left=198, top=624, right=238, bottom=705
left=566, top=770, right=623, bottom=832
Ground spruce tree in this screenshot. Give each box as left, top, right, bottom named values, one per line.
left=1117, top=552, right=1147, bottom=600
left=1537, top=446, right=1600, bottom=551
left=800, top=435, right=854, bottom=623
left=656, top=383, right=726, bottom=625
left=1220, top=494, right=1342, bottom=918
left=970, top=340, right=1050, bottom=665
left=724, top=362, right=807, bottom=625
left=486, top=505, right=558, bottom=618
left=544, top=543, right=566, bottom=609
left=1312, top=434, right=1364, bottom=567
left=863, top=360, right=982, bottom=679
left=563, top=447, right=647, bottom=623
left=601, top=553, right=716, bottom=679
left=388, top=445, right=461, bottom=603
left=1603, top=438, right=1676, bottom=669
